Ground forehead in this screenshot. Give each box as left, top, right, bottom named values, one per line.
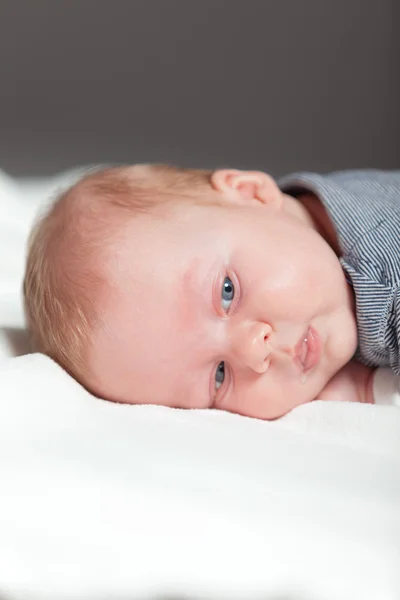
left=88, top=214, right=218, bottom=406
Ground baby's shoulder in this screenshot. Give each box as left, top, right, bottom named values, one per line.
left=327, top=169, right=400, bottom=199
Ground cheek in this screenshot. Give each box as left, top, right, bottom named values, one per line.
left=231, top=382, right=309, bottom=420
left=230, top=364, right=334, bottom=420
left=248, top=258, right=314, bottom=322
left=253, top=241, right=341, bottom=313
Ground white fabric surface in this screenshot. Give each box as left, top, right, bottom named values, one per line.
left=0, top=169, right=400, bottom=600
left=373, top=367, right=400, bottom=407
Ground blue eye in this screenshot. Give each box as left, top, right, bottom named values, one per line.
left=221, top=276, right=235, bottom=312
left=215, top=361, right=225, bottom=390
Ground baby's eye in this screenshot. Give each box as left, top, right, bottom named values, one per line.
left=215, top=361, right=225, bottom=390
left=221, top=276, right=235, bottom=312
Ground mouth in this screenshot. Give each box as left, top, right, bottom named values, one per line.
left=294, top=326, right=321, bottom=374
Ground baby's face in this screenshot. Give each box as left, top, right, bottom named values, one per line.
left=89, top=182, right=358, bottom=419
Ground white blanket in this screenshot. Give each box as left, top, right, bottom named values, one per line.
left=1, top=169, right=400, bottom=600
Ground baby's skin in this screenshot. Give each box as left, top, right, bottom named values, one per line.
left=317, top=359, right=375, bottom=405
left=85, top=168, right=367, bottom=419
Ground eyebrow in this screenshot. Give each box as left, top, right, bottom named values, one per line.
left=180, top=257, right=216, bottom=328
left=179, top=258, right=201, bottom=331
left=179, top=258, right=220, bottom=409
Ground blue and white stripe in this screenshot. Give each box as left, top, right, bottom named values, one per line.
left=279, top=170, right=400, bottom=374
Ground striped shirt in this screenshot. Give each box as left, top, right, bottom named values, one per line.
left=278, top=170, right=400, bottom=374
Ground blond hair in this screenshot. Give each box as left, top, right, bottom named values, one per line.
left=23, top=164, right=213, bottom=386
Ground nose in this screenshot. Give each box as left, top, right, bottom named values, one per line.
left=230, top=321, right=273, bottom=373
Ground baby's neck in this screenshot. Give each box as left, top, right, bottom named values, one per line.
left=283, top=192, right=341, bottom=256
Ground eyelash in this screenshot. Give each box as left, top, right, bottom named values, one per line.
left=217, top=271, right=240, bottom=316
left=212, top=271, right=241, bottom=402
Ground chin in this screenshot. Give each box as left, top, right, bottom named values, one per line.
left=304, top=368, right=334, bottom=404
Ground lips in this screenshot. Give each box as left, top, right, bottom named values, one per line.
left=294, top=326, right=321, bottom=373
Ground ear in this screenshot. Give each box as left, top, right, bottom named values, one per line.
left=211, top=169, right=282, bottom=208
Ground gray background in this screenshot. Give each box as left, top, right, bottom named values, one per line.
left=0, top=0, right=398, bottom=177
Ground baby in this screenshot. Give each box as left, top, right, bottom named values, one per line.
left=23, top=164, right=400, bottom=419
